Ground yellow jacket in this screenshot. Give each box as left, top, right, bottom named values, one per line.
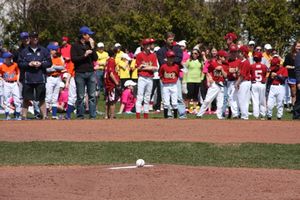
left=130, top=59, right=138, bottom=79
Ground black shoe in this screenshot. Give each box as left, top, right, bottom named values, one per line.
left=277, top=118, right=281, bottom=120
left=267, top=117, right=272, bottom=120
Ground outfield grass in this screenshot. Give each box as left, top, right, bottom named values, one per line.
left=0, top=141, right=299, bottom=169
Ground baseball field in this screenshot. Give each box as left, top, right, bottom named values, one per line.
left=0, top=118, right=300, bottom=200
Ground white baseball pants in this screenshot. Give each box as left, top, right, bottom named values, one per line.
left=227, top=81, right=239, bottom=118
left=3, top=81, right=21, bottom=113
left=136, top=76, right=153, bottom=113
left=197, top=82, right=224, bottom=119
left=162, top=83, right=178, bottom=109
left=267, top=85, right=285, bottom=118
left=46, top=76, right=62, bottom=108
left=237, top=81, right=251, bottom=120
left=67, top=77, right=77, bottom=106
left=251, top=82, right=266, bottom=118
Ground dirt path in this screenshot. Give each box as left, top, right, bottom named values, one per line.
left=0, top=119, right=299, bottom=144
left=0, top=165, right=299, bottom=200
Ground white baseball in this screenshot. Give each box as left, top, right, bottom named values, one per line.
left=136, top=159, right=145, bottom=167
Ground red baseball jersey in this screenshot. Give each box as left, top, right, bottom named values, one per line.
left=104, top=57, right=120, bottom=91
left=136, top=51, right=158, bottom=77
left=159, top=63, right=180, bottom=84
left=250, top=62, right=268, bottom=83
left=208, top=60, right=228, bottom=83
left=239, top=59, right=251, bottom=81
left=270, top=66, right=288, bottom=85
left=227, top=59, right=241, bottom=81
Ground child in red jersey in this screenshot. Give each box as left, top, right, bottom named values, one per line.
left=267, top=56, right=288, bottom=120
left=159, top=50, right=180, bottom=118
left=104, top=50, right=120, bottom=119
left=250, top=52, right=268, bottom=119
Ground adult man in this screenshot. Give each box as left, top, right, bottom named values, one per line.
left=18, top=32, right=52, bottom=120
left=71, top=26, right=98, bottom=119
left=157, top=32, right=186, bottom=118
left=293, top=51, right=300, bottom=119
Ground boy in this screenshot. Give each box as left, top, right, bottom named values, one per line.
left=104, top=50, right=120, bottom=119
left=250, top=52, right=268, bottom=119
left=196, top=50, right=228, bottom=119
left=0, top=52, right=21, bottom=120
left=267, top=56, right=288, bottom=120
left=159, top=50, right=180, bottom=118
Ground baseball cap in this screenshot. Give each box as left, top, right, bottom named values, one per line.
left=20, top=32, right=29, bottom=39
left=62, top=36, right=69, bottom=42
left=239, top=45, right=249, bottom=54
left=264, top=44, right=272, bottom=50
left=154, top=46, right=160, bottom=52
left=29, top=31, right=39, bottom=38
left=124, top=80, right=137, bottom=87
left=248, top=40, right=255, bottom=45
left=121, top=53, right=132, bottom=61
left=177, top=40, right=187, bottom=47
left=217, top=50, right=228, bottom=57
left=271, top=56, right=280, bottom=66
left=224, top=32, right=237, bottom=41
left=2, top=52, right=13, bottom=58
left=97, top=42, right=104, bottom=48
left=253, top=52, right=263, bottom=59
left=149, top=38, right=156, bottom=43
left=166, top=50, right=175, bottom=58
left=79, top=26, right=94, bottom=35
left=114, top=43, right=121, bottom=48
left=47, top=44, right=59, bottom=51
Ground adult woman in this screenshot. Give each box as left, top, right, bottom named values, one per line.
left=283, top=40, right=300, bottom=110
left=184, top=48, right=204, bottom=114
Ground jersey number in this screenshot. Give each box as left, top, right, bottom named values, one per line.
left=255, top=70, right=262, bottom=82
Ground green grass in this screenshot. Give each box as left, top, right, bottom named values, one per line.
left=0, top=141, right=299, bottom=169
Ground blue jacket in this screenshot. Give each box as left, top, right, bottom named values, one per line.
left=18, top=45, right=52, bottom=84
left=156, top=44, right=183, bottom=67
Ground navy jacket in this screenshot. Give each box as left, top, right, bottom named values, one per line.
left=295, top=52, right=300, bottom=84
left=156, top=44, right=183, bottom=67
left=18, top=45, right=52, bottom=84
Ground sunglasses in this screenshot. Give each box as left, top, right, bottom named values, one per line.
left=256, top=48, right=262, bottom=51
left=192, top=52, right=199, bottom=55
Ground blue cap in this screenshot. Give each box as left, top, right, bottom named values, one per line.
left=2, top=52, right=13, bottom=58
left=20, top=32, right=29, bottom=39
left=47, top=44, right=59, bottom=51
left=79, top=26, right=94, bottom=35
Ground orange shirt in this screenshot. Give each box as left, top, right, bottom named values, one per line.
left=49, top=57, right=65, bottom=77
left=0, top=62, right=19, bottom=82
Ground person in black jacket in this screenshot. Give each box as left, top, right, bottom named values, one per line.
left=71, top=26, right=98, bottom=119
left=18, top=32, right=52, bottom=120
left=293, top=45, right=300, bottom=119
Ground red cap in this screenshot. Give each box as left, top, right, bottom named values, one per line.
left=217, top=50, right=228, bottom=57
left=166, top=50, right=176, bottom=58
left=224, top=32, right=237, bottom=41
left=239, top=45, right=249, bottom=54
left=62, top=36, right=69, bottom=42
left=229, top=44, right=238, bottom=52
left=271, top=57, right=281, bottom=66
left=253, top=52, right=263, bottom=59
left=142, top=38, right=156, bottom=45
left=149, top=38, right=156, bottom=43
